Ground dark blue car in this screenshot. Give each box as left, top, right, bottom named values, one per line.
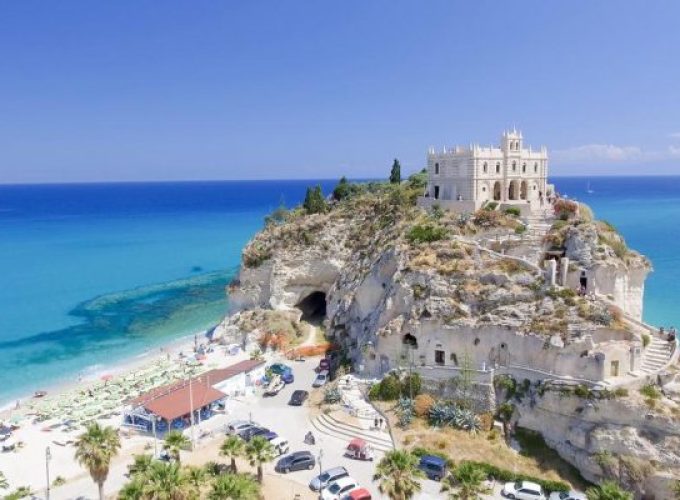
left=418, top=455, right=447, bottom=481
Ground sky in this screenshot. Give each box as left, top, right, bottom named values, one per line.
left=1, top=1, right=680, bottom=183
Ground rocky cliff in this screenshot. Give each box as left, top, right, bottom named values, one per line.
left=221, top=178, right=674, bottom=497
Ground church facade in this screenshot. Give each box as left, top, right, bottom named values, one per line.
left=419, top=130, right=550, bottom=212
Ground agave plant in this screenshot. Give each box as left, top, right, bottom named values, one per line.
left=397, top=397, right=415, bottom=412
left=455, top=409, right=481, bottom=433
left=428, top=401, right=451, bottom=427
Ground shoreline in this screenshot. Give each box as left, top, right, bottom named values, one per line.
left=0, top=325, right=214, bottom=419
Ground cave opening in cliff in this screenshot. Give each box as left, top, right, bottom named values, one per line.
left=296, top=291, right=327, bottom=322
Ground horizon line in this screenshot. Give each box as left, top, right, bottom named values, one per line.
left=3, top=172, right=680, bottom=187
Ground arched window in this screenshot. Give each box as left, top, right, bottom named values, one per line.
left=512, top=161, right=516, bottom=172
left=522, top=163, right=526, bottom=173
left=434, top=162, right=440, bottom=175
left=483, top=162, right=488, bottom=173
left=534, top=162, right=538, bottom=173
left=496, top=162, right=501, bottom=174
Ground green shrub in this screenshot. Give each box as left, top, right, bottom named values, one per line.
left=497, top=402, right=514, bottom=422
left=400, top=373, right=422, bottom=398
left=613, top=387, right=629, bottom=398
left=514, top=224, right=527, bottom=234
left=406, top=223, right=448, bottom=244
left=459, top=461, right=570, bottom=493
left=407, top=169, right=428, bottom=190
left=484, top=201, right=498, bottom=211
left=639, top=384, right=661, bottom=399
left=368, top=383, right=381, bottom=401
left=504, top=207, right=521, bottom=217
left=574, top=385, right=592, bottom=398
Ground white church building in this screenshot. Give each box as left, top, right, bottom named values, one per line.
left=418, top=130, right=552, bottom=214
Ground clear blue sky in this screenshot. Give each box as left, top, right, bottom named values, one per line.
left=1, top=1, right=680, bottom=183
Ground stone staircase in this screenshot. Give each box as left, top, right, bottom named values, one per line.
left=640, top=335, right=675, bottom=374
left=523, top=209, right=554, bottom=244
left=310, top=411, right=394, bottom=453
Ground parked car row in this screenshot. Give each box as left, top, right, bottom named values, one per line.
left=416, top=454, right=585, bottom=500
left=225, top=419, right=289, bottom=455
left=307, top=465, right=372, bottom=500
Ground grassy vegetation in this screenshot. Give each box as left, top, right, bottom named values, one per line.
left=384, top=409, right=587, bottom=491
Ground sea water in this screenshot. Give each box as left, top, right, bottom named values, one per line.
left=0, top=177, right=677, bottom=402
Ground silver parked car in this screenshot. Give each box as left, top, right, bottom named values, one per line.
left=309, top=466, right=349, bottom=491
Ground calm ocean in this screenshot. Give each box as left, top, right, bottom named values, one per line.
left=0, top=177, right=677, bottom=402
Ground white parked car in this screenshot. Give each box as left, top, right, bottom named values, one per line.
left=226, top=420, right=257, bottom=435
left=313, top=370, right=329, bottom=388
left=269, top=437, right=290, bottom=456
left=321, top=476, right=358, bottom=500
left=502, top=480, right=546, bottom=500
left=548, top=491, right=586, bottom=500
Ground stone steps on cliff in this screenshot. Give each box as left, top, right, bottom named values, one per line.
left=310, top=412, right=394, bottom=452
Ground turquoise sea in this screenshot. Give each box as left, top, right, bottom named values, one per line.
left=0, top=177, right=677, bottom=403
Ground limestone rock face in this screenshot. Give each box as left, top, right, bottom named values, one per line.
left=515, top=389, right=680, bottom=498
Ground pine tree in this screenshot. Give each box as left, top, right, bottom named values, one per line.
left=390, top=159, right=402, bottom=184
left=304, top=185, right=327, bottom=214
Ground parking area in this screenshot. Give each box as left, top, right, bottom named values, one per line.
left=223, top=355, right=386, bottom=498
left=222, top=355, right=513, bottom=500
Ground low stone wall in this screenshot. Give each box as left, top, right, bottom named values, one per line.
left=417, top=365, right=496, bottom=413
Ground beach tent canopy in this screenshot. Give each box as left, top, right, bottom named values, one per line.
left=142, top=382, right=225, bottom=421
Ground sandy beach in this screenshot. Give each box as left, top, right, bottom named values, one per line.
left=0, top=326, right=247, bottom=498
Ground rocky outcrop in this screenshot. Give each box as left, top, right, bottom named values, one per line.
left=220, top=182, right=672, bottom=494
left=514, top=387, right=680, bottom=499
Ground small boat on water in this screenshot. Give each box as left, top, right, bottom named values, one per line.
left=586, top=181, right=594, bottom=194
left=33, top=390, right=47, bottom=398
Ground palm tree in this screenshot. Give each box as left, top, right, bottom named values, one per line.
left=245, top=436, right=276, bottom=483
left=4, top=486, right=34, bottom=500
left=74, top=422, right=121, bottom=500
left=220, top=435, right=245, bottom=473
left=586, top=481, right=633, bottom=500
left=0, top=471, right=8, bottom=490
left=127, top=454, right=153, bottom=477
left=164, top=430, right=190, bottom=464
left=118, top=478, right=144, bottom=500
left=442, top=462, right=489, bottom=500
left=373, top=450, right=424, bottom=500
left=142, top=461, right=193, bottom=500
left=209, top=473, right=260, bottom=500
left=185, top=466, right=207, bottom=495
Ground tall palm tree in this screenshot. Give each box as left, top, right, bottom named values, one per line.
left=245, top=436, right=276, bottom=483
left=185, top=466, right=207, bottom=495
left=142, top=461, right=193, bottom=500
left=442, top=462, right=489, bottom=500
left=208, top=473, right=260, bottom=500
left=373, top=450, right=424, bottom=500
left=74, top=422, right=121, bottom=500
left=220, top=435, right=245, bottom=473
left=586, top=481, right=633, bottom=500
left=164, top=430, right=190, bottom=464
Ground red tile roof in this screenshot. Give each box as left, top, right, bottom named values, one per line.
left=142, top=381, right=225, bottom=421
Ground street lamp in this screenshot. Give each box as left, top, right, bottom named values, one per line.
left=45, top=446, right=52, bottom=500
left=317, top=448, right=324, bottom=500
